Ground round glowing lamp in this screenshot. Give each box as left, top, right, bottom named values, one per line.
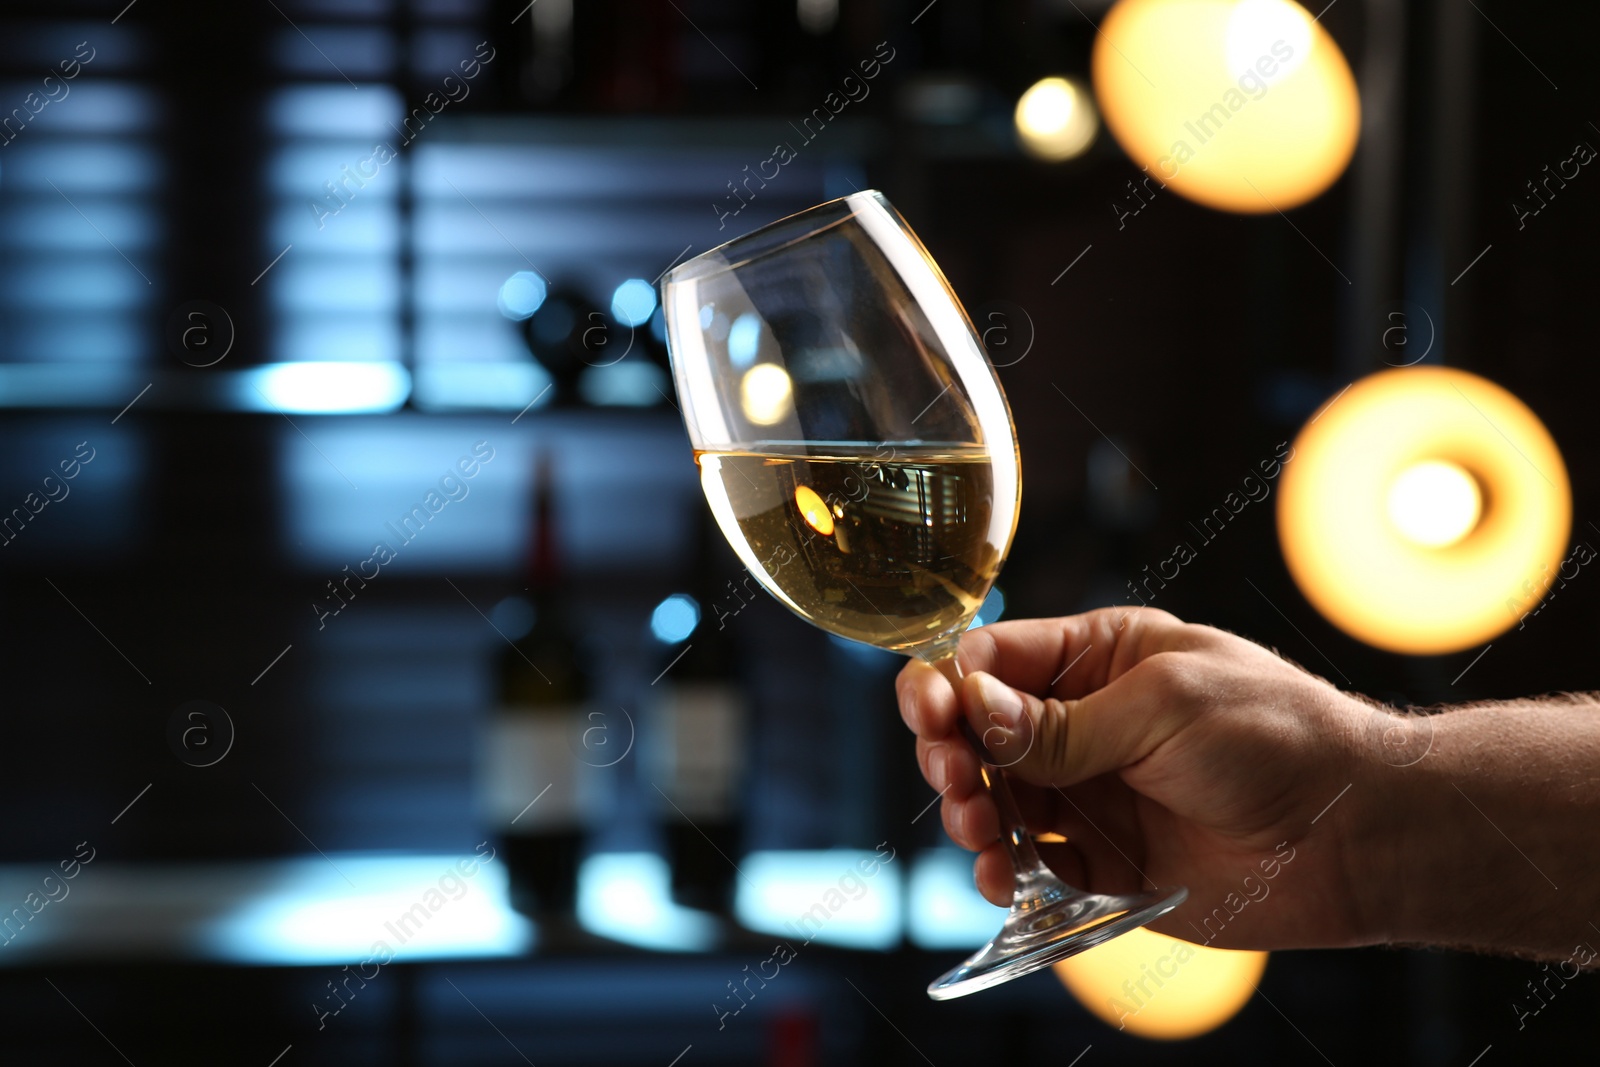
left=1278, top=367, right=1571, bottom=655
left=1015, top=77, right=1099, bottom=162
left=1054, top=926, right=1267, bottom=1039
left=1092, top=0, right=1360, bottom=212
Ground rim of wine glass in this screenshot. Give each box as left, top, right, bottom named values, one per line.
left=662, top=189, right=894, bottom=286
left=660, top=186, right=1017, bottom=471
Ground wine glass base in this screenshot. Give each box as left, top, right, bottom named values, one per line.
left=926, top=885, right=1188, bottom=1001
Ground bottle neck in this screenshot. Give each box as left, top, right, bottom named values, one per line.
left=528, top=452, right=562, bottom=600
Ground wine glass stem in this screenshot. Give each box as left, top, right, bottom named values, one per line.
left=931, top=652, right=1047, bottom=878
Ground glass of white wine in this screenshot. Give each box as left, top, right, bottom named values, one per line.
left=661, top=190, right=1186, bottom=1000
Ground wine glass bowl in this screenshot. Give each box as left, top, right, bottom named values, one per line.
left=662, top=190, right=1186, bottom=1000
left=663, top=191, right=1017, bottom=656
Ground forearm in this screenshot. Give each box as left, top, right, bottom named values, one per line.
left=1358, top=695, right=1600, bottom=960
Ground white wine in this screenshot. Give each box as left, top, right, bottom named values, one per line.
left=696, top=445, right=1014, bottom=653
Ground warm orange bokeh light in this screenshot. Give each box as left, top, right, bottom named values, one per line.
left=795, top=484, right=834, bottom=536
left=1277, top=367, right=1571, bottom=655
left=1054, top=925, right=1267, bottom=1040
left=1092, top=0, right=1360, bottom=213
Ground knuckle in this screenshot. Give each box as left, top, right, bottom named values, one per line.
left=1134, top=606, right=1183, bottom=628
left=896, top=677, right=927, bottom=732
left=1138, top=650, right=1202, bottom=705
left=898, top=686, right=918, bottom=725
left=941, top=797, right=964, bottom=842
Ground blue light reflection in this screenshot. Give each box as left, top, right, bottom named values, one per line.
left=610, top=278, right=657, bottom=327
left=497, top=271, right=548, bottom=320
left=735, top=850, right=902, bottom=950
left=727, top=312, right=761, bottom=368
left=412, top=360, right=552, bottom=412
left=968, top=586, right=1006, bottom=629
left=576, top=853, right=718, bottom=953
left=207, top=853, right=532, bottom=965
left=907, top=848, right=1003, bottom=949
left=650, top=594, right=700, bottom=643
left=245, top=362, right=411, bottom=414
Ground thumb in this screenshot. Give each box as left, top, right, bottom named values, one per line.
left=961, top=666, right=1188, bottom=787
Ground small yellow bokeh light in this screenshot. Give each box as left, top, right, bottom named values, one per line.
left=1278, top=367, right=1571, bottom=655
left=1054, top=926, right=1267, bottom=1040
left=740, top=363, right=793, bottom=426
left=1015, top=77, right=1099, bottom=162
left=1092, top=0, right=1360, bottom=213
left=1386, top=460, right=1483, bottom=548
left=795, top=484, right=834, bottom=536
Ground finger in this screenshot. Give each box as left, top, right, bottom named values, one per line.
left=974, top=844, right=1012, bottom=906
left=916, top=737, right=984, bottom=800
left=974, top=840, right=1088, bottom=906
left=962, top=663, right=1197, bottom=788
left=944, top=739, right=986, bottom=801
left=939, top=773, right=1059, bottom=853
left=897, top=657, right=959, bottom=740
left=898, top=607, right=1200, bottom=739
left=952, top=607, right=1199, bottom=701
left=942, top=787, right=999, bottom=852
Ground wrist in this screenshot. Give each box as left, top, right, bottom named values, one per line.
left=1328, top=696, right=1426, bottom=948
left=1371, top=706, right=1511, bottom=951
left=1362, top=698, right=1600, bottom=958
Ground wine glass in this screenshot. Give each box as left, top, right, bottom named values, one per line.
left=660, top=190, right=1186, bottom=1000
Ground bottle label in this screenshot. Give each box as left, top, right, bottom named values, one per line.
left=483, top=707, right=588, bottom=830
left=655, top=682, right=745, bottom=820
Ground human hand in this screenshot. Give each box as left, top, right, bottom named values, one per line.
left=898, top=608, right=1392, bottom=951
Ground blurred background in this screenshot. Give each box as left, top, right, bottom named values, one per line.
left=0, top=0, right=1596, bottom=1063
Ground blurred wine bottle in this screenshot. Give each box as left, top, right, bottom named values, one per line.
left=650, top=511, right=749, bottom=914
left=483, top=450, right=591, bottom=921
left=578, top=278, right=671, bottom=408
left=521, top=284, right=602, bottom=407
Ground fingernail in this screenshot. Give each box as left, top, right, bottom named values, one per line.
left=931, top=746, right=950, bottom=789
left=976, top=673, right=1023, bottom=732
